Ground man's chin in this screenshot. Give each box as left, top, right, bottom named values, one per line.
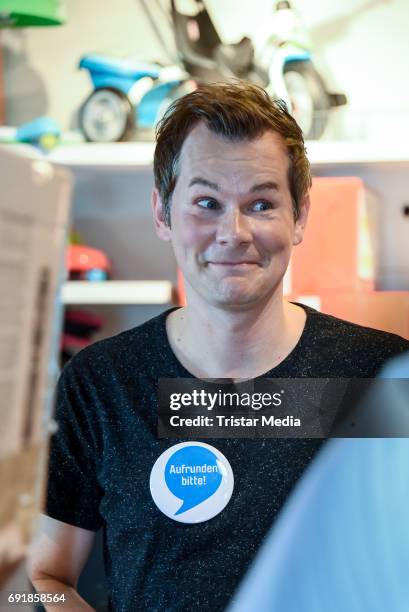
left=186, top=276, right=282, bottom=308
left=206, top=287, right=271, bottom=309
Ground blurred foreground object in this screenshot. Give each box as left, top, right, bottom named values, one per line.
left=0, top=147, right=71, bottom=586
left=228, top=436, right=409, bottom=612
left=381, top=353, right=409, bottom=378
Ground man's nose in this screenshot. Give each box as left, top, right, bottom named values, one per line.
left=216, top=209, right=252, bottom=246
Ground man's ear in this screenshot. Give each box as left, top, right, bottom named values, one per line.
left=151, top=188, right=171, bottom=242
left=293, top=194, right=310, bottom=246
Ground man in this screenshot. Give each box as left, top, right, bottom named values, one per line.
left=28, top=82, right=409, bottom=611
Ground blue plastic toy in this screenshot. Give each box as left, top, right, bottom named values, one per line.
left=78, top=54, right=193, bottom=142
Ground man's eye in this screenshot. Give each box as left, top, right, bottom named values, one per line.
left=251, top=201, right=273, bottom=212
left=196, top=198, right=219, bottom=210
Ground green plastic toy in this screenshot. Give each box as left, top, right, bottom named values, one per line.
left=0, top=0, right=65, bottom=27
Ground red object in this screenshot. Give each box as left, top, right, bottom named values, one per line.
left=61, top=333, right=92, bottom=349
left=290, top=177, right=378, bottom=294
left=67, top=244, right=111, bottom=273
left=61, top=309, right=105, bottom=354
left=66, top=244, right=112, bottom=281
left=64, top=309, right=104, bottom=326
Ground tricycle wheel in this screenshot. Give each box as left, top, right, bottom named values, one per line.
left=79, top=88, right=135, bottom=142
left=283, top=61, right=331, bottom=140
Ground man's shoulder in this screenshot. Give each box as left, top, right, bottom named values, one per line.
left=309, top=307, right=408, bottom=345
left=297, top=305, right=409, bottom=376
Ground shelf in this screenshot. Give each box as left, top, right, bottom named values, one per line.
left=61, top=280, right=174, bottom=305
left=47, top=140, right=409, bottom=170
left=50, top=141, right=155, bottom=170
left=4, top=140, right=409, bottom=171
left=305, top=141, right=409, bottom=166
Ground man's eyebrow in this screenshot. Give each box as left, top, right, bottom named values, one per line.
left=188, top=177, right=220, bottom=190
left=249, top=181, right=280, bottom=192
left=188, top=178, right=280, bottom=193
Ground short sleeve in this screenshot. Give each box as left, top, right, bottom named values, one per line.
left=45, top=359, right=104, bottom=531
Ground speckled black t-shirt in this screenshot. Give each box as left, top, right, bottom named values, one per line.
left=46, top=305, right=409, bottom=612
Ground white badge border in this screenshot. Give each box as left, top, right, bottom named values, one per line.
left=150, top=441, right=234, bottom=524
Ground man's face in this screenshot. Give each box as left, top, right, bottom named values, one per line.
left=153, top=122, right=309, bottom=308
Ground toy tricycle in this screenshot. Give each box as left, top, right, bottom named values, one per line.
left=78, top=56, right=194, bottom=142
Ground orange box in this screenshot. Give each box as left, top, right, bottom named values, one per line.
left=290, top=177, right=379, bottom=294
left=288, top=292, right=409, bottom=340
left=177, top=268, right=187, bottom=306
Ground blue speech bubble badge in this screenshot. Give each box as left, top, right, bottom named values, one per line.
left=150, top=442, right=234, bottom=523
left=165, top=446, right=222, bottom=515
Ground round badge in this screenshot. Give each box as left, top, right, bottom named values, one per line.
left=149, top=442, right=234, bottom=523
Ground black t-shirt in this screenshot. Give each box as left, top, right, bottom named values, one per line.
left=46, top=305, right=409, bottom=612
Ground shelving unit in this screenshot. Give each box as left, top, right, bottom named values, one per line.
left=5, top=139, right=408, bottom=333
left=47, top=139, right=409, bottom=302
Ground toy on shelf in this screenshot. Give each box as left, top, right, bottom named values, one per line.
left=0, top=0, right=65, bottom=27
left=0, top=116, right=61, bottom=150
left=170, top=0, right=346, bottom=139
left=66, top=244, right=112, bottom=281
left=77, top=0, right=345, bottom=142
left=78, top=55, right=195, bottom=142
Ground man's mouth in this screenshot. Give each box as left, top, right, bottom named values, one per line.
left=207, top=261, right=259, bottom=266
left=206, top=261, right=261, bottom=270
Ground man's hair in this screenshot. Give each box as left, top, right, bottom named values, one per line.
left=153, top=80, right=311, bottom=226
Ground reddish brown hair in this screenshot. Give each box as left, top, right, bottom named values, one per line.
left=154, top=80, right=311, bottom=225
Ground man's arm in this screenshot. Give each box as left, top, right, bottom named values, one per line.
left=26, top=514, right=97, bottom=612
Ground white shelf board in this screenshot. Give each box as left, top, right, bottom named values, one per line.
left=61, top=280, right=173, bottom=305
left=305, top=141, right=409, bottom=166
left=50, top=141, right=155, bottom=169
left=4, top=140, right=409, bottom=170
left=46, top=140, right=409, bottom=170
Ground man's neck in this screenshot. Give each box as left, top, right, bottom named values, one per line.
left=166, top=292, right=306, bottom=380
